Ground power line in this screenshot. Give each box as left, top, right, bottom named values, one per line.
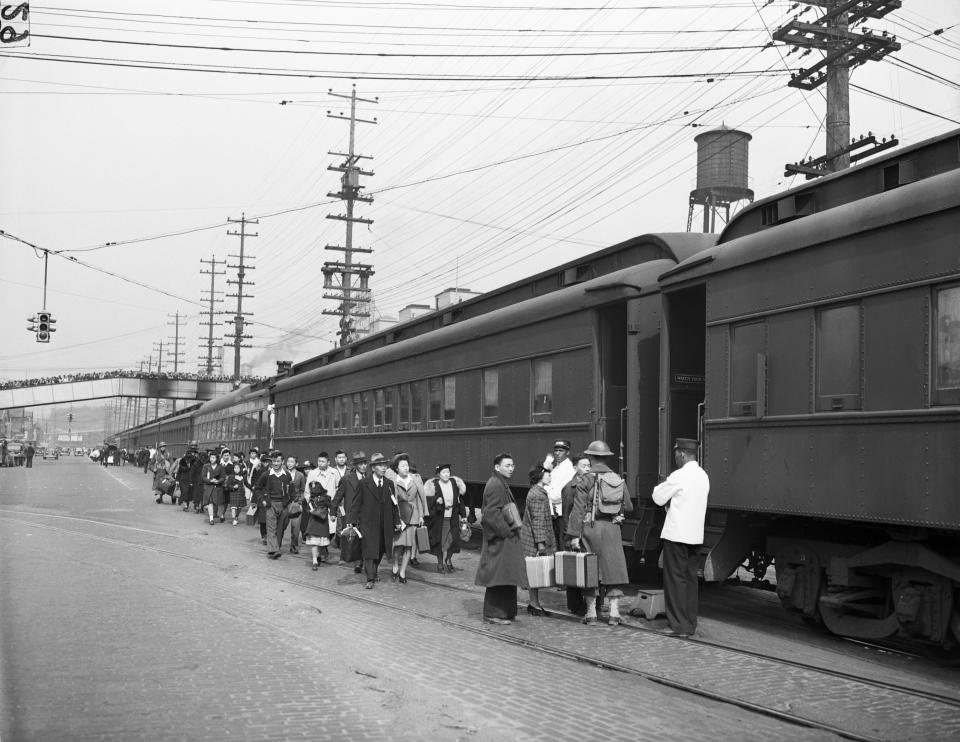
left=850, top=84, right=960, bottom=125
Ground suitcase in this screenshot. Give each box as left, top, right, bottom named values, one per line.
left=525, top=555, right=555, bottom=589
left=554, top=551, right=599, bottom=589
left=415, top=525, right=431, bottom=552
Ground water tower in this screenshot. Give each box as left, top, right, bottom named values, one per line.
left=687, top=127, right=754, bottom=233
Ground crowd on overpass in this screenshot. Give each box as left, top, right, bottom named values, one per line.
left=0, top=370, right=265, bottom=391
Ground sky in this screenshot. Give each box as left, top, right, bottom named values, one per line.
left=1, top=0, right=958, bottom=384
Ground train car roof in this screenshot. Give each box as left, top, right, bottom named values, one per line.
left=290, top=232, right=715, bottom=376
left=193, top=382, right=269, bottom=416
left=718, top=128, right=960, bottom=244
left=659, top=151, right=960, bottom=288
left=274, top=254, right=689, bottom=393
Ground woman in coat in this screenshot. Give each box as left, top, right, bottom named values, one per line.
left=304, top=480, right=333, bottom=570
left=390, top=454, right=428, bottom=583
left=474, top=453, right=528, bottom=625
left=520, top=464, right=556, bottom=616
left=201, top=451, right=225, bottom=526
left=567, top=441, right=634, bottom=625
left=425, top=464, right=468, bottom=572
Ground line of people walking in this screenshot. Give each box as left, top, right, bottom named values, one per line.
left=144, top=436, right=709, bottom=635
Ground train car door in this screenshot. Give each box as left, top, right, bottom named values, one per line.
left=595, top=304, right=628, bottom=473
left=659, top=282, right=706, bottom=477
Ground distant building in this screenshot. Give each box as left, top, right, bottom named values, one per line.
left=435, top=287, right=480, bottom=309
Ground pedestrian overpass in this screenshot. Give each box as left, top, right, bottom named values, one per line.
left=0, top=376, right=235, bottom=411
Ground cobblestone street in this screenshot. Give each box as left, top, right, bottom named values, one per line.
left=2, top=461, right=958, bottom=741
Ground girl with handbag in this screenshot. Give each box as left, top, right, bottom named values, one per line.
left=304, top=480, right=333, bottom=570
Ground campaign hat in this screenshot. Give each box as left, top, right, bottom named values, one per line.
left=351, top=450, right=368, bottom=464
left=158, top=441, right=167, bottom=448
left=674, top=438, right=699, bottom=453
left=369, top=452, right=389, bottom=466
left=583, top=440, right=613, bottom=457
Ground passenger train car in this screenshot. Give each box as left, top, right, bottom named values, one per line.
left=111, top=129, right=960, bottom=646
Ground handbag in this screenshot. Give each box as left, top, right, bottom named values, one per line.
left=503, top=502, right=521, bottom=529
left=246, top=503, right=257, bottom=517
left=339, top=526, right=362, bottom=562
left=288, top=500, right=302, bottom=517
left=458, top=517, right=471, bottom=542
left=415, top=525, right=430, bottom=552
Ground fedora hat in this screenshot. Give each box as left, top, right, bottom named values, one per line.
left=583, top=440, right=613, bottom=457
left=369, top=452, right=389, bottom=466
left=351, top=450, right=368, bottom=464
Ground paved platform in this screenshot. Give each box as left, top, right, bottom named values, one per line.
left=1, top=460, right=958, bottom=741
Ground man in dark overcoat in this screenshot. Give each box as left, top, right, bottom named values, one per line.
left=177, top=442, right=202, bottom=511
left=474, top=453, right=528, bottom=624
left=333, top=451, right=368, bottom=573
left=24, top=443, right=34, bottom=468
left=348, top=452, right=400, bottom=589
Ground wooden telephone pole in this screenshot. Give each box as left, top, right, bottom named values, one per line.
left=199, top=255, right=226, bottom=376
left=322, top=86, right=378, bottom=346
left=226, top=215, right=257, bottom=382
left=774, top=0, right=902, bottom=178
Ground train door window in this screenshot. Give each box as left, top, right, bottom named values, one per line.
left=428, top=378, right=443, bottom=421
left=374, top=389, right=385, bottom=427
left=482, top=367, right=499, bottom=424
left=934, top=286, right=960, bottom=405
left=332, top=397, right=342, bottom=431
left=293, top=404, right=301, bottom=433
left=321, top=398, right=330, bottom=432
left=443, top=376, right=456, bottom=422
left=384, top=387, right=394, bottom=428
left=399, top=383, right=411, bottom=427
left=729, top=321, right=765, bottom=417
left=532, top=358, right=553, bottom=423
left=816, top=304, right=862, bottom=411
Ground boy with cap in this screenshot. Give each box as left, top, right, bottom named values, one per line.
left=651, top=438, right=710, bottom=638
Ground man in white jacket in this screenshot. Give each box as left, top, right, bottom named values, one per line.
left=652, top=438, right=710, bottom=638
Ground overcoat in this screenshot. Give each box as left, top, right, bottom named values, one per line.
left=349, top=473, right=400, bottom=561
left=246, top=462, right=268, bottom=523
left=520, top=483, right=557, bottom=558
left=201, top=462, right=225, bottom=507
left=424, top=476, right=467, bottom=555
left=567, top=462, right=634, bottom=587
left=474, top=472, right=528, bottom=589
left=333, top=469, right=364, bottom=522
left=304, top=492, right=333, bottom=538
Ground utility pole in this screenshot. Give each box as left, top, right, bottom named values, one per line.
left=199, top=255, right=226, bottom=376
left=226, top=215, right=257, bottom=382
left=151, top=340, right=163, bottom=420
left=166, top=311, right=185, bottom=374
left=322, top=85, right=377, bottom=346
left=774, top=0, right=901, bottom=178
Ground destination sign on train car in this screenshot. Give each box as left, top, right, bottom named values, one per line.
left=0, top=3, right=29, bottom=47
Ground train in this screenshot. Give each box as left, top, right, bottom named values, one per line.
left=113, top=128, right=960, bottom=647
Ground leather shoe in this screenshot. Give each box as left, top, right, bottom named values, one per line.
left=608, top=616, right=621, bottom=626
left=399, top=576, right=407, bottom=584
left=582, top=616, right=598, bottom=626
left=311, top=564, right=319, bottom=571
left=526, top=605, right=550, bottom=617
left=365, top=581, right=374, bottom=589
left=354, top=564, right=363, bottom=573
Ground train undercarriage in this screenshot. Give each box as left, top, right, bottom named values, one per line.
left=704, top=513, right=960, bottom=648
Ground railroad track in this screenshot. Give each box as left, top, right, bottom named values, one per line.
left=5, top=508, right=960, bottom=742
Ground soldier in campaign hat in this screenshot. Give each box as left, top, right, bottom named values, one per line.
left=150, top=441, right=174, bottom=504
left=648, top=438, right=710, bottom=638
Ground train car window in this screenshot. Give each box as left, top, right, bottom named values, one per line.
left=399, top=383, right=411, bottom=425
left=428, top=378, right=443, bottom=421
left=730, top=321, right=765, bottom=417
left=935, top=286, right=960, bottom=403
left=384, top=387, right=394, bottom=428
left=412, top=382, right=424, bottom=424
left=320, top=399, right=330, bottom=432
left=483, top=368, right=499, bottom=422
left=332, top=397, right=342, bottom=431
left=532, top=359, right=553, bottom=422
left=374, top=389, right=385, bottom=427
left=361, top=392, right=371, bottom=431
left=293, top=404, right=302, bottom=433
left=444, top=376, right=456, bottom=422
left=352, top=393, right=362, bottom=430
left=817, top=305, right=862, bottom=411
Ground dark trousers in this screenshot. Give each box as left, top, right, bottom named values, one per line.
left=662, top=539, right=701, bottom=635
left=179, top=482, right=194, bottom=504
left=25, top=457, right=33, bottom=468
left=288, top=514, right=301, bottom=548
left=364, top=557, right=381, bottom=582
left=266, top=501, right=288, bottom=554
left=483, top=585, right=518, bottom=620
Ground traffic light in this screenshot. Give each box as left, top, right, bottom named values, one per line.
left=36, top=311, right=56, bottom=343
